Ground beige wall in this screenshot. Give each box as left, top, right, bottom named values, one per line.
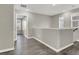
left=0, top=5, right=14, bottom=50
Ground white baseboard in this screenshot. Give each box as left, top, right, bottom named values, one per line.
left=57, top=43, right=73, bottom=52
left=32, top=37, right=58, bottom=52
left=76, top=40, right=79, bottom=42
left=24, top=34, right=29, bottom=39
left=31, top=36, right=73, bottom=52
left=0, top=47, right=14, bottom=53
left=23, top=34, right=34, bottom=39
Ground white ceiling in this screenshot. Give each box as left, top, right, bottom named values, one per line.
left=15, top=4, right=79, bottom=16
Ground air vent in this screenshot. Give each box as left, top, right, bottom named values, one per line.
left=20, top=4, right=27, bottom=8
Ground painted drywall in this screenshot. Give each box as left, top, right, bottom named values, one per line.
left=28, top=12, right=52, bottom=37
left=32, top=28, right=73, bottom=50
left=0, top=5, right=14, bottom=51
left=22, top=16, right=28, bottom=37
left=50, top=15, right=59, bottom=28
left=29, top=13, right=51, bottom=28
left=60, top=13, right=72, bottom=28
left=14, top=7, right=17, bottom=41
left=49, top=9, right=75, bottom=49
left=50, top=12, right=72, bottom=29
left=59, top=29, right=73, bottom=48
left=41, top=29, right=59, bottom=49
left=32, top=28, right=59, bottom=49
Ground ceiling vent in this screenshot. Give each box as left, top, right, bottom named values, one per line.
left=20, top=4, right=27, bottom=8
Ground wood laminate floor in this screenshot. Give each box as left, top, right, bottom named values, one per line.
left=0, top=35, right=79, bottom=55
left=0, top=35, right=56, bottom=55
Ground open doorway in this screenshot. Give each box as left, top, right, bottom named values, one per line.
left=16, top=15, right=26, bottom=35
left=17, top=16, right=23, bottom=35
left=15, top=14, right=27, bottom=43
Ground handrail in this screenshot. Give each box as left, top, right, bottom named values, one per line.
left=73, top=28, right=78, bottom=32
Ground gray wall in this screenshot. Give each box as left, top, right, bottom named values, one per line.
left=41, top=29, right=59, bottom=49
left=50, top=8, right=79, bottom=42
left=0, top=5, right=14, bottom=50
left=28, top=12, right=52, bottom=37
left=14, top=6, right=16, bottom=41
left=73, top=29, right=79, bottom=41
left=28, top=13, right=51, bottom=28
left=28, top=11, right=74, bottom=50
left=58, top=8, right=79, bottom=29
left=28, top=8, right=79, bottom=51
left=22, top=16, right=28, bottom=37
left=50, top=8, right=79, bottom=48
left=59, top=29, right=73, bottom=48
left=50, top=15, right=59, bottom=28
left=60, top=13, right=72, bottom=28
left=32, top=29, right=59, bottom=49
left=50, top=12, right=72, bottom=28
left=71, top=8, right=79, bottom=41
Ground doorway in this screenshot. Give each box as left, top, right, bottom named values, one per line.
left=16, top=15, right=26, bottom=35
left=17, top=19, right=23, bottom=35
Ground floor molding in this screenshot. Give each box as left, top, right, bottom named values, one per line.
left=24, top=34, right=29, bottom=39
left=57, top=43, right=73, bottom=52
left=76, top=40, right=79, bottom=42
left=0, top=47, right=14, bottom=53
left=32, top=37, right=58, bottom=52
left=31, top=37, right=59, bottom=52
left=31, top=36, right=73, bottom=52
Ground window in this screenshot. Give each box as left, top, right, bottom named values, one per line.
left=59, top=16, right=65, bottom=29
left=71, top=15, right=79, bottom=28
